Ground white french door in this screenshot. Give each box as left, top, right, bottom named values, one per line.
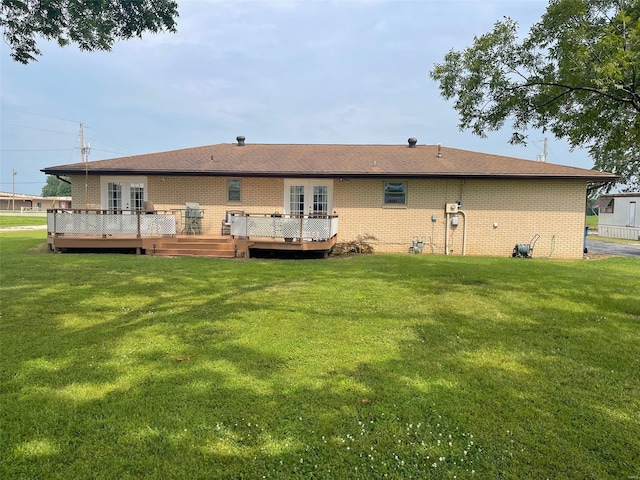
left=284, top=179, right=333, bottom=215
left=101, top=176, right=147, bottom=211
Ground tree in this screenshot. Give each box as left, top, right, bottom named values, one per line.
left=430, top=0, right=640, bottom=191
left=1, top=0, right=178, bottom=64
left=42, top=175, right=71, bottom=197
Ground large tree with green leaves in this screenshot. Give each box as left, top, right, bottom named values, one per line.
left=1, top=0, right=178, bottom=64
left=430, top=0, right=640, bottom=191
left=41, top=175, right=71, bottom=197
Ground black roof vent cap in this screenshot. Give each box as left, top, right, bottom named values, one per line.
left=236, top=136, right=246, bottom=146
left=408, top=138, right=417, bottom=147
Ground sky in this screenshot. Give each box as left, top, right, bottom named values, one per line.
left=0, top=0, right=594, bottom=196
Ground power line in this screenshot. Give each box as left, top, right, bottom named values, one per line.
left=0, top=122, right=77, bottom=136
left=0, top=148, right=75, bottom=152
left=0, top=106, right=79, bottom=124
left=92, top=148, right=128, bottom=155
left=0, top=181, right=46, bottom=186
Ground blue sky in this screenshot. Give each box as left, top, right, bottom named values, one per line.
left=1, top=0, right=592, bottom=196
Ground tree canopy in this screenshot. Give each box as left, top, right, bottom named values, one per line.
left=42, top=175, right=71, bottom=197
left=430, top=0, right=640, bottom=191
left=1, top=0, right=179, bottom=64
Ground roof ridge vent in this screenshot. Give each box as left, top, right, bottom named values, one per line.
left=236, top=136, right=246, bottom=146
left=408, top=137, right=417, bottom=147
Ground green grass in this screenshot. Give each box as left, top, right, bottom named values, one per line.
left=1, top=231, right=639, bottom=479
left=0, top=215, right=48, bottom=227
left=586, top=215, right=598, bottom=229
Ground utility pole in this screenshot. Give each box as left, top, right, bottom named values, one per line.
left=540, top=138, right=548, bottom=162
left=12, top=168, right=16, bottom=211
left=80, top=123, right=91, bottom=208
left=80, top=123, right=85, bottom=162
left=80, top=123, right=90, bottom=162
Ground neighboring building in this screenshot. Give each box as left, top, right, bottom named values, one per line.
left=0, top=192, right=72, bottom=211
left=41, top=138, right=617, bottom=259
left=596, top=192, right=640, bottom=240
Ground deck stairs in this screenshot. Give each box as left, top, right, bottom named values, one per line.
left=149, top=235, right=237, bottom=258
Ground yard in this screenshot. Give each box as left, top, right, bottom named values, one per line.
left=1, top=231, right=638, bottom=479
left=0, top=214, right=47, bottom=228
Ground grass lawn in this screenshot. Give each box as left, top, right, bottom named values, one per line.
left=586, top=215, right=598, bottom=229
left=0, top=215, right=48, bottom=227
left=1, top=231, right=639, bottom=479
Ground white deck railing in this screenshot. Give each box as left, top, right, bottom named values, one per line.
left=230, top=214, right=338, bottom=241
left=47, top=209, right=177, bottom=237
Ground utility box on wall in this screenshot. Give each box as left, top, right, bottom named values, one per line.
left=445, top=203, right=459, bottom=213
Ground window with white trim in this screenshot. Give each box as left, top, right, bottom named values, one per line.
left=130, top=183, right=145, bottom=210
left=289, top=185, right=305, bottom=215
left=313, top=186, right=328, bottom=215
left=108, top=182, right=123, bottom=210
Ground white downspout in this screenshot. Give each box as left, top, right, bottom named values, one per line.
left=459, top=210, right=467, bottom=256
left=445, top=212, right=450, bottom=255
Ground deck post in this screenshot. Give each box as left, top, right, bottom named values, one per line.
left=299, top=215, right=304, bottom=243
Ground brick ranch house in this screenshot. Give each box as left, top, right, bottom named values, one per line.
left=41, top=137, right=617, bottom=259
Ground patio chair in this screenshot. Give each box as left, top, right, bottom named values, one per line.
left=183, top=202, right=203, bottom=234
left=221, top=210, right=244, bottom=235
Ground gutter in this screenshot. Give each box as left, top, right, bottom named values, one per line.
left=55, top=175, right=71, bottom=185
left=40, top=169, right=620, bottom=183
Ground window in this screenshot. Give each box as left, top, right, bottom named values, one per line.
left=602, top=198, right=614, bottom=214
left=313, top=186, right=328, bottom=215
left=108, top=182, right=123, bottom=210
left=384, top=182, right=407, bottom=204
left=228, top=179, right=241, bottom=202
left=130, top=183, right=145, bottom=210
left=289, top=185, right=305, bottom=215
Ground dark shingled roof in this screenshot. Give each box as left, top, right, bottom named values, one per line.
left=41, top=142, right=618, bottom=182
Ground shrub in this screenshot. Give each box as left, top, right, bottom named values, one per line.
left=331, top=234, right=377, bottom=256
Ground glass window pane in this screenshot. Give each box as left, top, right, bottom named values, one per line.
left=108, top=182, right=122, bottom=210
left=130, top=183, right=144, bottom=210
left=313, top=185, right=328, bottom=214
left=603, top=199, right=614, bottom=213
left=228, top=179, right=241, bottom=202
left=384, top=182, right=406, bottom=204
left=290, top=186, right=304, bottom=215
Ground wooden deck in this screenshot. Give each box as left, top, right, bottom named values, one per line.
left=47, top=234, right=337, bottom=258
left=46, top=210, right=338, bottom=258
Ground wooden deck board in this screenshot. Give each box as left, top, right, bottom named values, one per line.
left=48, top=234, right=336, bottom=258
